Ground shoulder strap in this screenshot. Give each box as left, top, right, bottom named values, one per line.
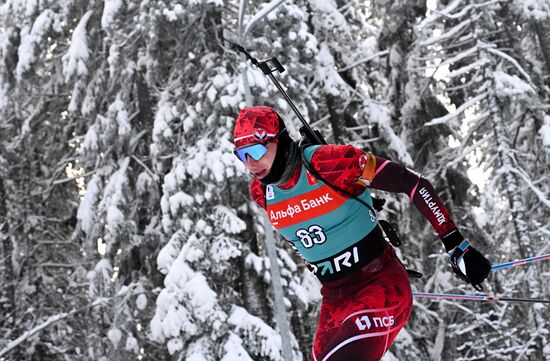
left=299, top=145, right=407, bottom=248
left=299, top=144, right=378, bottom=216
left=357, top=152, right=377, bottom=187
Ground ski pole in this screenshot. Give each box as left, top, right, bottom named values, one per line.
left=413, top=292, right=550, bottom=304
left=491, top=253, right=550, bottom=271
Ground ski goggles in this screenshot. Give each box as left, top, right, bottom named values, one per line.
left=233, top=128, right=287, bottom=163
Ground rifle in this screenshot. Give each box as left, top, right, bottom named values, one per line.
left=237, top=46, right=326, bottom=146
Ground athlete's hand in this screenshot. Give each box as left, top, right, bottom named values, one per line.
left=448, top=240, right=491, bottom=291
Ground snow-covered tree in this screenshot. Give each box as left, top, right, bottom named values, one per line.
left=1, top=1, right=548, bottom=361
left=0, top=1, right=91, bottom=359
left=411, top=1, right=549, bottom=360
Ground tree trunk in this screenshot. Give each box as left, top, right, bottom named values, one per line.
left=534, top=21, right=550, bottom=77
left=326, top=94, right=344, bottom=144
left=0, top=178, right=15, bottom=330
left=239, top=209, right=270, bottom=319
left=489, top=93, right=531, bottom=258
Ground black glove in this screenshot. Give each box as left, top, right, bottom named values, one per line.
left=448, top=239, right=492, bottom=291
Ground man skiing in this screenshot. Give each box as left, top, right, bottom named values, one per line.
left=232, top=105, right=491, bottom=361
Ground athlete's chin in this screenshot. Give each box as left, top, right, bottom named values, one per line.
left=255, top=170, right=268, bottom=179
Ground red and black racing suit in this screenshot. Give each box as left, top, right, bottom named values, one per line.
left=250, top=144, right=460, bottom=361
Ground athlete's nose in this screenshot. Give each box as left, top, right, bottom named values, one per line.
left=245, top=155, right=262, bottom=172
left=246, top=154, right=259, bottom=165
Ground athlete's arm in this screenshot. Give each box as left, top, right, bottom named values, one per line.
left=368, top=157, right=464, bottom=250
left=309, top=144, right=463, bottom=250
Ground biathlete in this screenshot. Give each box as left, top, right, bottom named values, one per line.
left=232, top=106, right=491, bottom=361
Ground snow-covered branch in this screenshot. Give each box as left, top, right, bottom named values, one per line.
left=424, top=92, right=488, bottom=126
left=420, top=14, right=481, bottom=47
left=508, top=167, right=550, bottom=209
left=337, top=49, right=390, bottom=72
left=482, top=45, right=534, bottom=85
left=0, top=298, right=108, bottom=358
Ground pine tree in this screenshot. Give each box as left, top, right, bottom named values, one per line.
left=1, top=1, right=548, bottom=360
left=412, top=1, right=549, bottom=360
left=0, top=1, right=90, bottom=359
left=143, top=1, right=306, bottom=359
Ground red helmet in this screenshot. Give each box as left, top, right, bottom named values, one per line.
left=233, top=106, right=282, bottom=149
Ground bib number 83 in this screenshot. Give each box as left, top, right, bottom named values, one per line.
left=296, top=225, right=326, bottom=248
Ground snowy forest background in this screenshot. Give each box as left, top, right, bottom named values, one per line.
left=0, top=0, right=549, bottom=360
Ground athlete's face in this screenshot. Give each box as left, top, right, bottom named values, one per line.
left=243, top=142, right=277, bottom=180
